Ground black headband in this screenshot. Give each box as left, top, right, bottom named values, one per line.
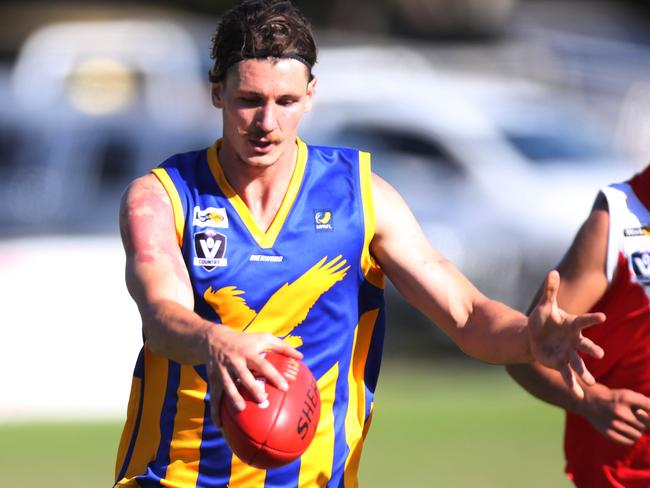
left=209, top=51, right=313, bottom=82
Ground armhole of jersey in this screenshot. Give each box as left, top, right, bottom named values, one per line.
left=359, top=151, right=384, bottom=288
left=601, top=185, right=625, bottom=284
left=152, top=167, right=185, bottom=248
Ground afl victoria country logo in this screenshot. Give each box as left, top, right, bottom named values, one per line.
left=194, top=230, right=228, bottom=271
left=631, top=251, right=650, bottom=284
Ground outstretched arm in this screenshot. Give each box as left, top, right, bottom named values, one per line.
left=370, top=173, right=603, bottom=391
left=508, top=361, right=650, bottom=444
left=120, top=174, right=300, bottom=424
left=507, top=195, right=650, bottom=443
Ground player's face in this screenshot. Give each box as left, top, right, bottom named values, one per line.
left=212, top=58, right=316, bottom=169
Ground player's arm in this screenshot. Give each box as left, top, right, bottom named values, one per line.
left=506, top=196, right=650, bottom=444
left=120, top=174, right=299, bottom=420
left=369, top=173, right=603, bottom=392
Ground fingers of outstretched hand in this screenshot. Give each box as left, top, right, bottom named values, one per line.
left=621, top=409, right=649, bottom=432
left=576, top=333, right=605, bottom=360
left=625, top=391, right=650, bottom=428
left=540, top=270, right=560, bottom=306
left=608, top=419, right=644, bottom=445
left=569, top=351, right=595, bottom=386
left=628, top=390, right=650, bottom=413
left=573, top=312, right=606, bottom=333
left=635, top=408, right=650, bottom=428
left=560, top=365, right=584, bottom=399
left=606, top=425, right=640, bottom=446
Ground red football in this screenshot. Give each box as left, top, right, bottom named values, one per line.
left=220, top=351, right=321, bottom=469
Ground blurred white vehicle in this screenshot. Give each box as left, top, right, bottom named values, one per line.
left=0, top=33, right=638, bottom=361
left=0, top=19, right=219, bottom=234
left=301, top=46, right=638, bottom=312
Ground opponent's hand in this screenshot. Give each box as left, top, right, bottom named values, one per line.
left=581, top=383, right=650, bottom=445
left=527, top=270, right=605, bottom=398
left=203, top=326, right=302, bottom=427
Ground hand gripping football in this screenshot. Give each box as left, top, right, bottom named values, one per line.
left=220, top=351, right=321, bottom=469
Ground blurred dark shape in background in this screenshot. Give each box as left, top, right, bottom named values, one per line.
left=0, top=0, right=519, bottom=46
left=1, top=0, right=650, bottom=359
left=4, top=0, right=650, bottom=58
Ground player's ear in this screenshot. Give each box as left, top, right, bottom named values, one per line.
left=211, top=82, right=225, bottom=109
left=304, top=76, right=317, bottom=113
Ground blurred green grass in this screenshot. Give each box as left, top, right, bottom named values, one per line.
left=0, top=360, right=571, bottom=487
left=360, top=359, right=571, bottom=487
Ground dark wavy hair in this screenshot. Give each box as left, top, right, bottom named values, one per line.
left=209, top=0, right=317, bottom=82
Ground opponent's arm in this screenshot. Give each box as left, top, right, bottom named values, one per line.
left=507, top=197, right=650, bottom=444
left=369, top=173, right=603, bottom=392
left=120, top=174, right=299, bottom=420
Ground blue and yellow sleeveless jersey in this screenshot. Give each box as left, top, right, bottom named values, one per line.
left=114, top=138, right=386, bottom=487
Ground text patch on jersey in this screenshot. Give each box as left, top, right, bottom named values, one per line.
left=194, top=230, right=228, bottom=271
left=624, top=226, right=650, bottom=237
left=631, top=251, right=650, bottom=284
left=314, top=210, right=333, bottom=231
left=193, top=206, right=228, bottom=228
left=250, top=254, right=284, bottom=263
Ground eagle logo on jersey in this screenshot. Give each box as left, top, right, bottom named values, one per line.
left=203, top=255, right=349, bottom=346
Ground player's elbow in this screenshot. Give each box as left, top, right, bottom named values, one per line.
left=452, top=325, right=500, bottom=364
left=454, top=323, right=530, bottom=365
left=505, top=363, right=521, bottom=377
left=138, top=300, right=175, bottom=354
left=504, top=363, right=537, bottom=387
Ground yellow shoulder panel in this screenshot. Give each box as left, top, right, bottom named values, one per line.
left=358, top=151, right=384, bottom=288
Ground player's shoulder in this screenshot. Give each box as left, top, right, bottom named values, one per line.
left=369, top=171, right=400, bottom=202
left=121, top=172, right=170, bottom=216
left=126, top=172, right=163, bottom=193
left=584, top=204, right=610, bottom=235
left=557, top=201, right=610, bottom=285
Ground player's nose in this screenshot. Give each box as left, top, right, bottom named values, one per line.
left=256, top=103, right=277, bottom=133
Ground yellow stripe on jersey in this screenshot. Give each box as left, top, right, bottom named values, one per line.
left=152, top=168, right=185, bottom=248
left=151, top=168, right=185, bottom=247
left=161, top=365, right=209, bottom=487
left=115, top=375, right=142, bottom=480
left=228, top=454, right=267, bottom=487
left=207, top=138, right=308, bottom=249
left=298, top=362, right=339, bottom=487
left=115, top=477, right=139, bottom=486
left=362, top=407, right=374, bottom=440
left=358, top=151, right=384, bottom=288
left=116, top=346, right=169, bottom=483
left=344, top=308, right=380, bottom=488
